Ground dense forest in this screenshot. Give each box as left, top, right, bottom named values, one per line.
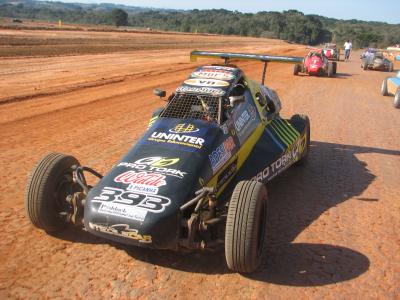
left=1, top=0, right=399, bottom=48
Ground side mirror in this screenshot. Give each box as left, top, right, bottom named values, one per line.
left=229, top=95, right=245, bottom=107
left=153, top=88, right=166, bottom=98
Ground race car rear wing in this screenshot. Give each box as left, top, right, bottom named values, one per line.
left=190, top=50, right=304, bottom=85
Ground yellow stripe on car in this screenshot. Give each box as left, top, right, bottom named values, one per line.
left=207, top=122, right=265, bottom=196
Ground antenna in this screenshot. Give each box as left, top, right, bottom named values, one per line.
left=261, top=61, right=267, bottom=85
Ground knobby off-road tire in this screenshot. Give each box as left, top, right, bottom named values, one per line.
left=291, top=114, right=311, bottom=166
left=225, top=181, right=268, bottom=273
left=362, top=61, right=368, bottom=70
left=381, top=78, right=389, bottom=96
left=293, top=64, right=301, bottom=76
left=327, top=63, right=334, bottom=77
left=333, top=62, right=337, bottom=74
left=394, top=90, right=400, bottom=108
left=25, top=153, right=81, bottom=232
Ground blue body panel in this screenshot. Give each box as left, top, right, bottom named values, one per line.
left=388, top=77, right=400, bottom=87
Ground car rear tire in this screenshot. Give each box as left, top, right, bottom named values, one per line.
left=381, top=78, right=389, bottom=96
left=362, top=61, right=368, bottom=70
left=332, top=62, right=337, bottom=74
left=225, top=181, right=268, bottom=273
left=293, top=64, right=300, bottom=76
left=394, top=90, right=400, bottom=108
left=327, top=63, right=334, bottom=77
left=290, top=114, right=310, bottom=166
left=25, top=153, right=82, bottom=232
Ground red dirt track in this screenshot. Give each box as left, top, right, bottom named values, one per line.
left=0, top=29, right=399, bottom=299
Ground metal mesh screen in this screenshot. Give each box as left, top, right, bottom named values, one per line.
left=160, top=93, right=221, bottom=123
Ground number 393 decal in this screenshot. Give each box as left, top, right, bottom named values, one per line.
left=92, top=187, right=171, bottom=221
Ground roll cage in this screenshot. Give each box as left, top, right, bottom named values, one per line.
left=160, top=74, right=249, bottom=125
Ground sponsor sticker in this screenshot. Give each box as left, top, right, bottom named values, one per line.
left=209, top=136, right=236, bottom=173
left=176, top=85, right=225, bottom=96
left=98, top=202, right=148, bottom=222
left=253, top=138, right=303, bottom=182
left=234, top=106, right=257, bottom=134
left=133, top=156, right=179, bottom=167
left=89, top=222, right=152, bottom=243
left=184, top=78, right=230, bottom=87
left=148, top=132, right=205, bottom=149
left=93, top=187, right=171, bottom=221
left=169, top=123, right=199, bottom=134
left=234, top=109, right=251, bottom=133
left=192, top=70, right=235, bottom=81
left=115, top=171, right=166, bottom=187
left=118, top=158, right=186, bottom=179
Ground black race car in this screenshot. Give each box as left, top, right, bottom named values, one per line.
left=361, top=51, right=393, bottom=71
left=25, top=51, right=310, bottom=273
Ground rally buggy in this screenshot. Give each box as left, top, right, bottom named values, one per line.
left=381, top=71, right=400, bottom=108
left=294, top=49, right=337, bottom=77
left=25, top=51, right=310, bottom=273
left=361, top=51, right=394, bottom=72
left=322, top=43, right=340, bottom=61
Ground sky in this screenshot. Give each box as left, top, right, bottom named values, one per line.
left=55, top=0, right=399, bottom=24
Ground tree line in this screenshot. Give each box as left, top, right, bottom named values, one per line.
left=1, top=1, right=399, bottom=48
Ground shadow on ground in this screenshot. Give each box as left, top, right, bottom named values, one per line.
left=295, top=73, right=352, bottom=79
left=53, top=141, right=400, bottom=286
left=335, top=72, right=355, bottom=78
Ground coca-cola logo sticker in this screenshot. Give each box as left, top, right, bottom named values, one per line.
left=114, top=171, right=166, bottom=194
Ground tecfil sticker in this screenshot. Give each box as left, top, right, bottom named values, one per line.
left=184, top=78, right=230, bottom=87
left=175, top=86, right=226, bottom=96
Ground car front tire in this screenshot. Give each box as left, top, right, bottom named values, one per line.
left=381, top=78, right=389, bottom=96
left=25, top=153, right=81, bottom=232
left=293, top=64, right=300, bottom=76
left=290, top=114, right=311, bottom=166
left=327, top=62, right=334, bottom=77
left=225, top=181, right=268, bottom=273
left=394, top=90, right=400, bottom=108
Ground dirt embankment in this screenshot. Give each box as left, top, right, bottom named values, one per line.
left=0, top=28, right=399, bottom=299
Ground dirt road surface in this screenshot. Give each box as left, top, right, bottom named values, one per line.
left=0, top=29, right=399, bottom=299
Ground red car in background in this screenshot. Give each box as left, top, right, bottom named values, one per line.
left=294, top=49, right=337, bottom=77
left=323, top=43, right=340, bottom=61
